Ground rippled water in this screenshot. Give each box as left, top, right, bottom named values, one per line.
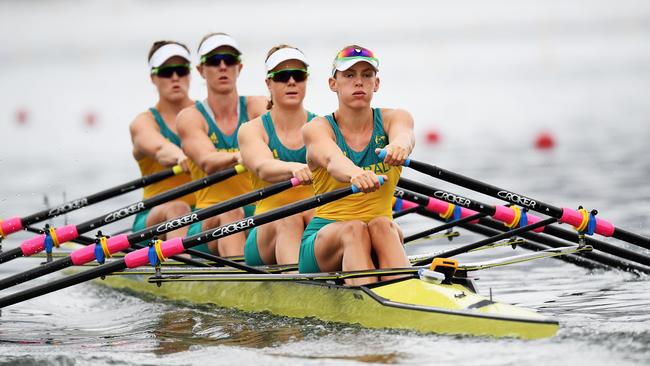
left=2, top=0, right=650, bottom=365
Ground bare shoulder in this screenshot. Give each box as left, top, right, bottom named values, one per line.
left=302, top=116, right=333, bottom=140
left=175, top=104, right=204, bottom=130
left=129, top=110, right=157, bottom=135
left=245, top=95, right=270, bottom=119
left=380, top=108, right=413, bottom=123
left=239, top=115, right=264, bottom=136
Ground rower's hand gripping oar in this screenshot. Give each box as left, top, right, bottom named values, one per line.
left=393, top=153, right=650, bottom=250
left=0, top=178, right=303, bottom=291
left=0, top=165, right=245, bottom=265
left=0, top=165, right=185, bottom=239
left=0, top=179, right=383, bottom=308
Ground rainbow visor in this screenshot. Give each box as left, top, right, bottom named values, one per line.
left=332, top=46, right=379, bottom=76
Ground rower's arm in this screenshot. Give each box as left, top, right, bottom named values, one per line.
left=303, top=118, right=382, bottom=193
left=380, top=108, right=415, bottom=166
left=130, top=112, right=189, bottom=171
left=176, top=107, right=238, bottom=174
left=238, top=120, right=309, bottom=183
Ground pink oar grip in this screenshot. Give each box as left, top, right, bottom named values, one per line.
left=425, top=198, right=451, bottom=214
left=399, top=199, right=419, bottom=210
left=424, top=198, right=479, bottom=224
left=70, top=234, right=131, bottom=265
left=124, top=238, right=185, bottom=268
left=290, top=178, right=301, bottom=187
left=493, top=206, right=545, bottom=233
left=458, top=207, right=480, bottom=224
left=560, top=208, right=615, bottom=237
left=54, top=224, right=79, bottom=243
left=18, top=225, right=79, bottom=257
left=20, top=235, right=46, bottom=256
left=1, top=217, right=23, bottom=236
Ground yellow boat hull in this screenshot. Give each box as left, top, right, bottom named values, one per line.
left=90, top=270, right=558, bottom=339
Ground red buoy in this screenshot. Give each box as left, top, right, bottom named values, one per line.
left=535, top=132, right=555, bottom=150
left=15, top=108, right=28, bottom=125
left=425, top=129, right=441, bottom=145
left=84, top=111, right=97, bottom=127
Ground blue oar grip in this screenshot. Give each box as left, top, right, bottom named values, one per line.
left=376, top=149, right=411, bottom=167
left=351, top=176, right=385, bottom=194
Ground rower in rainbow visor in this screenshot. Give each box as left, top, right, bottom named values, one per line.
left=300, top=45, right=415, bottom=285
left=238, top=45, right=316, bottom=266
left=177, top=33, right=267, bottom=256
left=130, top=40, right=195, bottom=240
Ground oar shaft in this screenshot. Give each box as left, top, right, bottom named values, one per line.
left=75, top=167, right=240, bottom=233
left=413, top=217, right=557, bottom=265
left=0, top=185, right=358, bottom=307
left=1, top=167, right=181, bottom=237
left=5, top=166, right=242, bottom=264
left=406, top=159, right=650, bottom=249
left=399, top=178, right=650, bottom=268
left=0, top=179, right=298, bottom=290
left=403, top=212, right=487, bottom=243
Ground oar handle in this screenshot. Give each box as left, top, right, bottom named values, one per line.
left=376, top=149, right=411, bottom=167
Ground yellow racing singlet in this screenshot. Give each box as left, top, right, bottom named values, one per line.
left=250, top=111, right=316, bottom=214
left=312, top=108, right=401, bottom=222
left=137, top=107, right=195, bottom=206
left=189, top=98, right=253, bottom=209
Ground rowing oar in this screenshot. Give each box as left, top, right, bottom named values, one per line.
left=0, top=178, right=302, bottom=291
left=412, top=205, right=650, bottom=273
left=0, top=182, right=372, bottom=308
left=0, top=166, right=185, bottom=240
left=398, top=155, right=650, bottom=250
left=396, top=179, right=650, bottom=268
left=0, top=165, right=245, bottom=265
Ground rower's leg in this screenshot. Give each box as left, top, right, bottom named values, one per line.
left=145, top=201, right=192, bottom=240
left=254, top=220, right=279, bottom=264
left=368, top=217, right=410, bottom=281
left=274, top=213, right=306, bottom=265
left=214, top=208, right=246, bottom=257
left=314, top=220, right=377, bottom=286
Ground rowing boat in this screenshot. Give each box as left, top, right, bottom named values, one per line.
left=82, top=260, right=559, bottom=339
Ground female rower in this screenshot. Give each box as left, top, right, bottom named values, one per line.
left=130, top=41, right=195, bottom=239
left=238, top=45, right=315, bottom=265
left=300, top=45, right=414, bottom=285
left=176, top=33, right=267, bottom=256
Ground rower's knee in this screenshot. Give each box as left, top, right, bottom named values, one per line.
left=165, top=201, right=191, bottom=219
left=368, top=216, right=396, bottom=236
left=341, top=220, right=371, bottom=248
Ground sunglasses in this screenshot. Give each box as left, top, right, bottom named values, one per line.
left=266, top=68, right=309, bottom=83
left=335, top=46, right=377, bottom=61
left=151, top=64, right=191, bottom=78
left=201, top=52, right=241, bottom=67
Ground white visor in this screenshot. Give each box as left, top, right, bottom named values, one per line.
left=332, top=58, right=379, bottom=76
left=265, top=48, right=309, bottom=72
left=148, top=44, right=191, bottom=70
left=198, top=34, right=241, bottom=58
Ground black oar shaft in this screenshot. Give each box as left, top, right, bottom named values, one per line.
left=21, top=167, right=179, bottom=226
left=413, top=217, right=557, bottom=265
left=75, top=167, right=239, bottom=233
left=406, top=159, right=650, bottom=249
left=0, top=180, right=296, bottom=290
left=397, top=179, right=650, bottom=268
left=403, top=212, right=487, bottom=243
left=0, top=186, right=356, bottom=308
